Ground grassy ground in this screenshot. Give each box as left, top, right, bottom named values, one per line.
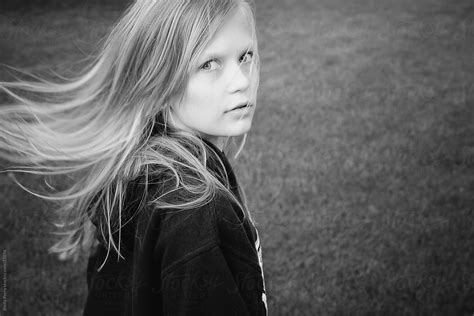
left=1, top=0, right=473, bottom=315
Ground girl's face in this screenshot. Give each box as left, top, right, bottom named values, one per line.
left=170, top=7, right=258, bottom=148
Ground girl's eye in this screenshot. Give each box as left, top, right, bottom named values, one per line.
left=200, top=60, right=219, bottom=71
left=240, top=51, right=254, bottom=64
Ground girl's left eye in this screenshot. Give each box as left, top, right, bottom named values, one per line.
left=240, top=51, right=254, bottom=64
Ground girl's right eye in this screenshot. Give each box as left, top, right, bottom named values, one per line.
left=200, top=59, right=219, bottom=71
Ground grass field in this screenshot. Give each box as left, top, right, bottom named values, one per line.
left=1, top=0, right=473, bottom=315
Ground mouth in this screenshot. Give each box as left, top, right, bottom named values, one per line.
left=228, top=102, right=253, bottom=112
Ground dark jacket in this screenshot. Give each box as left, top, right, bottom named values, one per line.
left=83, top=139, right=268, bottom=315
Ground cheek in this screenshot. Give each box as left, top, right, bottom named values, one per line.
left=185, top=77, right=216, bottom=105
left=179, top=81, right=222, bottom=125
left=250, top=70, right=259, bottom=89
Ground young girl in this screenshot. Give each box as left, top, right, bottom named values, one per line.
left=0, top=0, right=267, bottom=315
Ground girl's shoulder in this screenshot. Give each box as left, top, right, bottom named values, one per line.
left=130, top=170, right=246, bottom=236
left=133, top=178, right=244, bottom=236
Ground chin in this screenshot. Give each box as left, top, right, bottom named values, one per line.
left=229, top=122, right=252, bottom=137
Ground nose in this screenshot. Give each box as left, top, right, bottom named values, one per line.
left=227, top=63, right=251, bottom=93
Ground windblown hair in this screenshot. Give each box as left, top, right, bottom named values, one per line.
left=0, top=0, right=259, bottom=269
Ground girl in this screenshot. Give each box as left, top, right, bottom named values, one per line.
left=0, top=0, right=267, bottom=315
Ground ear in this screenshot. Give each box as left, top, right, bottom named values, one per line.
left=163, top=104, right=177, bottom=128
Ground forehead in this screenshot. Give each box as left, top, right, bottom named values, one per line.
left=200, top=8, right=255, bottom=58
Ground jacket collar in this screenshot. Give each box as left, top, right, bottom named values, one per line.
left=200, top=137, right=241, bottom=200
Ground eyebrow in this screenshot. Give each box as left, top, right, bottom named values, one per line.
left=199, top=43, right=255, bottom=62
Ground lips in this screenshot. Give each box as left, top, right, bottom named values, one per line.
left=228, top=102, right=252, bottom=112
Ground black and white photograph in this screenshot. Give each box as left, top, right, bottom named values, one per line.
left=0, top=0, right=473, bottom=315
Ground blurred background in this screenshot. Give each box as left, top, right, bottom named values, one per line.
left=1, top=0, right=473, bottom=315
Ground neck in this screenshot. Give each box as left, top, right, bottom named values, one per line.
left=202, top=135, right=226, bottom=151
left=168, top=109, right=226, bottom=151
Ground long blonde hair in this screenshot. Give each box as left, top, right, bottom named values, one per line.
left=0, top=0, right=259, bottom=269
